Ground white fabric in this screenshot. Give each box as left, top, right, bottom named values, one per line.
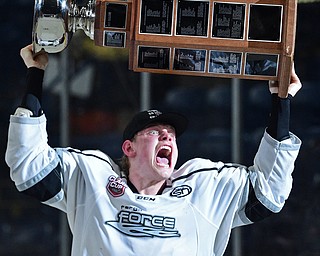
left=5, top=113, right=301, bottom=256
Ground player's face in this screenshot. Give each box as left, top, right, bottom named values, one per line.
left=130, top=124, right=178, bottom=181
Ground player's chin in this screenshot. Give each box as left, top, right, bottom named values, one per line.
left=155, top=162, right=171, bottom=171
left=154, top=163, right=174, bottom=176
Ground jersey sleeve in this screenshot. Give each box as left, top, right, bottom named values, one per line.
left=5, top=110, right=119, bottom=217
left=180, top=129, right=301, bottom=235
left=234, top=130, right=301, bottom=227
left=248, top=130, right=301, bottom=213
left=5, top=112, right=65, bottom=209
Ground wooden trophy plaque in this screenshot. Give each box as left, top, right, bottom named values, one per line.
left=94, top=0, right=297, bottom=97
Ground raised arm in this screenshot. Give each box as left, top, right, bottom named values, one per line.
left=266, top=64, right=302, bottom=141
left=5, top=45, right=63, bottom=205
left=18, top=45, right=48, bottom=117
left=243, top=65, right=302, bottom=223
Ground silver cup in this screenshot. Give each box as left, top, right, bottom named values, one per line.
left=32, top=0, right=95, bottom=54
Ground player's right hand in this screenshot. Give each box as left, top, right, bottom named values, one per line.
left=20, top=44, right=48, bottom=70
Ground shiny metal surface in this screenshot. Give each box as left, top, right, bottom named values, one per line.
left=32, top=0, right=95, bottom=54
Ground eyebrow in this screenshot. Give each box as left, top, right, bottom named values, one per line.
left=144, top=124, right=175, bottom=132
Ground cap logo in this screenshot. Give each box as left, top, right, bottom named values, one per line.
left=147, top=110, right=162, bottom=119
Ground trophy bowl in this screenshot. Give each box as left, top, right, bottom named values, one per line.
left=32, top=0, right=95, bottom=54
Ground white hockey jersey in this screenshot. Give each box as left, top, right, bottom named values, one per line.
left=5, top=113, right=301, bottom=256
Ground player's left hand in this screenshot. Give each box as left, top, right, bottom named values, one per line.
left=287, top=63, right=302, bottom=97
left=268, top=63, right=302, bottom=98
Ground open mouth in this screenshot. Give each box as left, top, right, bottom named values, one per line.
left=156, top=146, right=172, bottom=168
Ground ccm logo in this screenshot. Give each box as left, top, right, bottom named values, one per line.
left=170, top=185, right=192, bottom=198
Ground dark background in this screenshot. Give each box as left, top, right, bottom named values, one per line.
left=0, top=1, right=319, bottom=255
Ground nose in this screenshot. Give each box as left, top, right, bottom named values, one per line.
left=159, top=129, right=175, bottom=141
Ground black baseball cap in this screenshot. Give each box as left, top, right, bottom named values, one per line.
left=123, top=109, right=188, bottom=142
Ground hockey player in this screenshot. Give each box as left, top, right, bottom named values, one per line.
left=6, top=44, right=302, bottom=255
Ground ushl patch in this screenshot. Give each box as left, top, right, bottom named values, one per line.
left=106, top=175, right=127, bottom=197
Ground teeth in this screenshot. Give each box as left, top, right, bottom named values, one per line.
left=156, top=146, right=172, bottom=167
left=160, top=146, right=171, bottom=152
left=159, top=146, right=171, bottom=157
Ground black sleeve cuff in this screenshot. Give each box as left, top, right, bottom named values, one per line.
left=20, top=94, right=43, bottom=117
left=266, top=94, right=292, bottom=141
left=20, top=67, right=44, bottom=116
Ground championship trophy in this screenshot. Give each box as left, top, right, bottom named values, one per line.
left=32, top=0, right=96, bottom=54
left=33, top=0, right=132, bottom=54
left=32, top=0, right=298, bottom=97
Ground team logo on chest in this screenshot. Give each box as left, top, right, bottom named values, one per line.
left=106, top=175, right=127, bottom=197
left=105, top=209, right=181, bottom=238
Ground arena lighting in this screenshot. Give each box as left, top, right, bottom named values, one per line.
left=32, top=0, right=299, bottom=97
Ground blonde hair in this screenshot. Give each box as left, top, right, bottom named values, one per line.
left=119, top=154, right=130, bottom=176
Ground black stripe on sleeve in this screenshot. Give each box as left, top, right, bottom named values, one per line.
left=245, top=182, right=273, bottom=222
left=22, top=163, right=62, bottom=202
